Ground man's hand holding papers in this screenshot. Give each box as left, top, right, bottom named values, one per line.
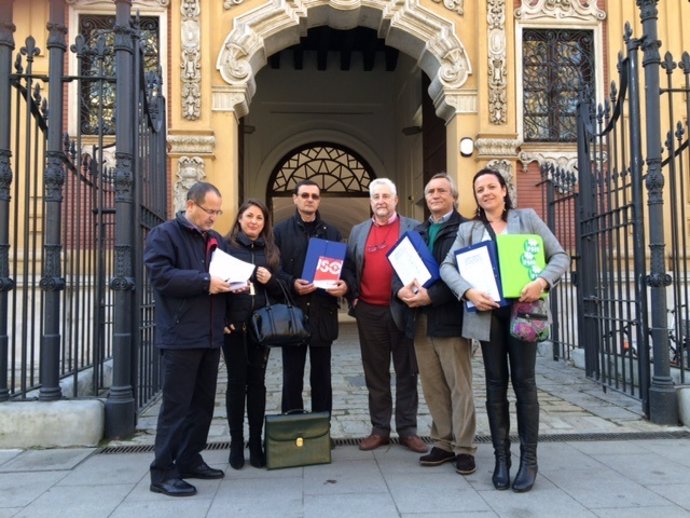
left=209, top=248, right=256, bottom=290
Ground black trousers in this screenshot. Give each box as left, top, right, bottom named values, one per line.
left=150, top=347, right=220, bottom=484
left=354, top=301, right=418, bottom=437
left=222, top=328, right=270, bottom=438
left=480, top=306, right=538, bottom=409
left=281, top=343, right=333, bottom=414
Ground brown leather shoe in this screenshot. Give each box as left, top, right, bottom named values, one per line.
left=359, top=434, right=390, bottom=451
left=399, top=435, right=428, bottom=453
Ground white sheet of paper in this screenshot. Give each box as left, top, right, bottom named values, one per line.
left=387, top=235, right=432, bottom=287
left=455, top=244, right=501, bottom=309
left=209, top=248, right=256, bottom=287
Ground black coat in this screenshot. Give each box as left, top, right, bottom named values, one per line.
left=144, top=211, right=228, bottom=350
left=273, top=211, right=351, bottom=346
left=225, top=232, right=283, bottom=325
left=394, top=211, right=466, bottom=337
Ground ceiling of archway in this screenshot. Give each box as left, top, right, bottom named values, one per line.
left=267, top=27, right=399, bottom=72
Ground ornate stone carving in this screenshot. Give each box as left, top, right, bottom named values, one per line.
left=487, top=0, right=507, bottom=124
left=181, top=0, right=201, bottom=120
left=518, top=149, right=577, bottom=174
left=475, top=138, right=521, bottom=158
left=224, top=0, right=246, bottom=9
left=431, top=0, right=464, bottom=16
left=216, top=0, right=472, bottom=123
left=515, top=0, right=606, bottom=21
left=175, top=156, right=206, bottom=211
left=487, top=159, right=517, bottom=206
left=167, top=134, right=216, bottom=155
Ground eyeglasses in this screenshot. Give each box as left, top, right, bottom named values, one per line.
left=298, top=192, right=320, bottom=200
left=195, top=202, right=223, bottom=216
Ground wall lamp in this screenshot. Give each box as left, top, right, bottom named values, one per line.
left=459, top=137, right=474, bottom=157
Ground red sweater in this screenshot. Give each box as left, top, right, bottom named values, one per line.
left=360, top=219, right=400, bottom=306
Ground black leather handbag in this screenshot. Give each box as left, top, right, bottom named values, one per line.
left=264, top=410, right=331, bottom=469
left=250, top=280, right=310, bottom=347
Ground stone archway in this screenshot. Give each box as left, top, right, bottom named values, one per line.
left=215, top=0, right=473, bottom=122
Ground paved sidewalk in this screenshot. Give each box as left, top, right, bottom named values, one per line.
left=1, top=322, right=690, bottom=517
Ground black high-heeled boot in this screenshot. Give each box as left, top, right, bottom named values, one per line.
left=486, top=401, right=511, bottom=490
left=227, top=384, right=246, bottom=470
left=512, top=403, right=539, bottom=492
left=229, top=440, right=245, bottom=470
left=247, top=382, right=267, bottom=468
left=248, top=436, right=265, bottom=468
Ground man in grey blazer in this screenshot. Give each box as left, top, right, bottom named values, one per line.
left=346, top=178, right=427, bottom=453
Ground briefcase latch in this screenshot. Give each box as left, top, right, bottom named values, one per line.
left=296, top=437, right=304, bottom=447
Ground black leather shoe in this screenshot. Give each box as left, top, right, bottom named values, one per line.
left=150, top=478, right=197, bottom=497
left=419, top=447, right=456, bottom=466
left=179, top=462, right=225, bottom=480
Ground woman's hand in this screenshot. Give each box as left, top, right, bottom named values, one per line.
left=520, top=278, right=547, bottom=302
left=464, top=288, right=500, bottom=312
left=255, top=267, right=272, bottom=285
left=224, top=323, right=236, bottom=334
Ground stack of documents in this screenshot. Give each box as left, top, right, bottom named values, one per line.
left=386, top=231, right=440, bottom=288
left=209, top=248, right=256, bottom=289
left=496, top=234, right=545, bottom=298
left=301, top=238, right=347, bottom=289
left=454, top=240, right=507, bottom=311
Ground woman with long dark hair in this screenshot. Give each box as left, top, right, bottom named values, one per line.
left=440, top=169, right=569, bottom=492
left=223, top=199, right=282, bottom=470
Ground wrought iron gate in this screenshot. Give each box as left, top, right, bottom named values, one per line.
left=547, top=2, right=689, bottom=424
left=0, top=1, right=168, bottom=438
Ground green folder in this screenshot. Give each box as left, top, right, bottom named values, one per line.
left=496, top=234, right=546, bottom=298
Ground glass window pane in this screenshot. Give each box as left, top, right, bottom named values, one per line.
left=523, top=29, right=594, bottom=142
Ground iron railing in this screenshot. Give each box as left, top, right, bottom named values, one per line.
left=0, top=0, right=167, bottom=438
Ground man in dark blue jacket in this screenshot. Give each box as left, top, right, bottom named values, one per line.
left=396, top=173, right=477, bottom=475
left=274, top=180, right=349, bottom=417
left=145, top=182, right=234, bottom=497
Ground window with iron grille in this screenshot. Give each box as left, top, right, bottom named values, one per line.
left=77, top=15, right=159, bottom=135
left=522, top=29, right=594, bottom=142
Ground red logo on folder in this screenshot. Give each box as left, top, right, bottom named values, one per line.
left=313, top=256, right=343, bottom=288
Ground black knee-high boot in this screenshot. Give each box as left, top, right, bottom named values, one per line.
left=247, top=384, right=266, bottom=468
left=486, top=401, right=511, bottom=490
left=512, top=402, right=539, bottom=492
left=227, top=384, right=246, bottom=470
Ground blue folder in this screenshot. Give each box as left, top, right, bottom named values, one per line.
left=301, top=238, right=347, bottom=285
left=387, top=230, right=440, bottom=289
left=453, top=240, right=508, bottom=312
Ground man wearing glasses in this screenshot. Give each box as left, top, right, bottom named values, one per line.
left=274, top=179, right=350, bottom=421
left=346, top=178, right=426, bottom=453
left=145, top=182, right=233, bottom=497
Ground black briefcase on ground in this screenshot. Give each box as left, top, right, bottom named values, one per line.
left=264, top=411, right=331, bottom=470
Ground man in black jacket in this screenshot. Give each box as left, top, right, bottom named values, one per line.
left=144, top=182, right=234, bottom=497
left=396, top=173, right=477, bottom=475
left=274, top=180, right=349, bottom=417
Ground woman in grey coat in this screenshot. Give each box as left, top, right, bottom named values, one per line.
left=440, top=168, right=569, bottom=493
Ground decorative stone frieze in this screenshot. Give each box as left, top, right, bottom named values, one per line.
left=431, top=0, right=464, bottom=16
left=487, top=159, right=516, bottom=205
left=475, top=138, right=522, bottom=158
left=216, top=0, right=472, bottom=123
left=518, top=149, right=577, bottom=174
left=167, top=134, right=216, bottom=155
left=487, top=0, right=507, bottom=125
left=175, top=156, right=206, bottom=211
left=515, top=0, right=606, bottom=21
left=181, top=0, right=201, bottom=120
